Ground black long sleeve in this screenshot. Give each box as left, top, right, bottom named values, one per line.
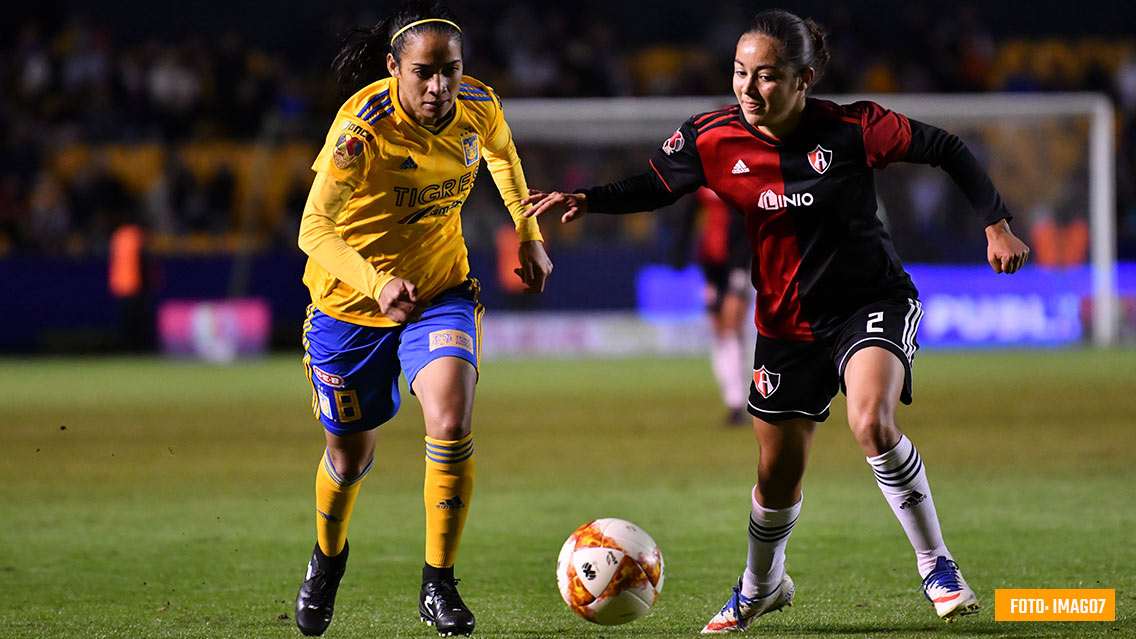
left=577, top=169, right=685, bottom=214
left=904, top=119, right=1012, bottom=227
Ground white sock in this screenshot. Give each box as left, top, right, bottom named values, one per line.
left=711, top=334, right=745, bottom=410
left=741, top=487, right=800, bottom=598
left=867, top=435, right=951, bottom=577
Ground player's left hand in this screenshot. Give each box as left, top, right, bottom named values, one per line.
left=985, top=218, right=1030, bottom=274
left=515, top=240, right=553, bottom=294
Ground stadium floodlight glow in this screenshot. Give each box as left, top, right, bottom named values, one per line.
left=507, top=93, right=1118, bottom=347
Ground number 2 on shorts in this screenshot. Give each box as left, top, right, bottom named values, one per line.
left=867, top=311, right=884, bottom=333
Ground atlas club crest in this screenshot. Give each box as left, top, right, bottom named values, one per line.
left=754, top=366, right=781, bottom=398
left=807, top=145, right=832, bottom=174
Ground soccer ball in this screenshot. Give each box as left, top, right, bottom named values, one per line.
left=555, top=518, right=665, bottom=625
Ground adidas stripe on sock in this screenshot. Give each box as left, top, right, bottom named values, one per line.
left=867, top=435, right=951, bottom=577
left=741, top=488, right=800, bottom=599
left=423, top=433, right=475, bottom=569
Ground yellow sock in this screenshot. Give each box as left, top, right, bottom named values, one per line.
left=423, top=433, right=475, bottom=568
left=315, top=449, right=370, bottom=557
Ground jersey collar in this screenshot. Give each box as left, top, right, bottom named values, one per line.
left=390, top=77, right=462, bottom=137
left=735, top=99, right=816, bottom=147
left=737, top=112, right=785, bottom=146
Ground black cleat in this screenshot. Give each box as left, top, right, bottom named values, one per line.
left=295, top=541, right=348, bottom=636
left=419, top=579, right=476, bottom=636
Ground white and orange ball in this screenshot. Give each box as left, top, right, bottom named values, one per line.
left=555, top=518, right=665, bottom=625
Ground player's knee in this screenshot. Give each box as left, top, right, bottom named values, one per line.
left=425, top=414, right=470, bottom=441
left=846, top=403, right=899, bottom=453
left=326, top=449, right=374, bottom=483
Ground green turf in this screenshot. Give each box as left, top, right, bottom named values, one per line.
left=1, top=350, right=1133, bottom=638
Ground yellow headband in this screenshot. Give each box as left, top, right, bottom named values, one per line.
left=389, top=19, right=462, bottom=47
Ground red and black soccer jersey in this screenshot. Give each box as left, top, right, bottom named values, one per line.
left=581, top=98, right=1011, bottom=341
left=670, top=188, right=751, bottom=271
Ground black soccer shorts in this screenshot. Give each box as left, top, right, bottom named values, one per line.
left=747, top=298, right=923, bottom=423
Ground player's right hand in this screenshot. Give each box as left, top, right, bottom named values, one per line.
left=522, top=189, right=588, bottom=224
left=985, top=218, right=1030, bottom=274
left=378, top=277, right=424, bottom=323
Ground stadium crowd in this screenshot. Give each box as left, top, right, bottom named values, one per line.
left=2, top=3, right=1135, bottom=259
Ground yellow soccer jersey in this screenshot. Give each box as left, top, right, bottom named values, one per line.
left=300, top=74, right=543, bottom=327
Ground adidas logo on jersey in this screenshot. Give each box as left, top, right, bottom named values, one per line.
left=731, top=159, right=750, bottom=174
left=399, top=156, right=418, bottom=170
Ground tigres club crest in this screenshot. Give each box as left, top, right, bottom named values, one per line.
left=807, top=145, right=832, bottom=174
left=461, top=133, right=480, bottom=167
left=754, top=366, right=781, bottom=398
left=333, top=134, right=365, bottom=169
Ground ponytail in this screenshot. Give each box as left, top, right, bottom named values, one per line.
left=331, top=1, right=461, bottom=100
left=802, top=18, right=830, bottom=86
left=746, top=9, right=830, bottom=90
left=332, top=23, right=391, bottom=100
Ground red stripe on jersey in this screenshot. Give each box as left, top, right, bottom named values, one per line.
left=696, top=124, right=813, bottom=340
left=694, top=107, right=735, bottom=127
left=747, top=205, right=813, bottom=340
left=696, top=113, right=735, bottom=133
left=856, top=101, right=912, bottom=168
left=648, top=158, right=674, bottom=192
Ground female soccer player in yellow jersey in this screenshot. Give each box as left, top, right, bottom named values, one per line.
left=293, top=2, right=552, bottom=636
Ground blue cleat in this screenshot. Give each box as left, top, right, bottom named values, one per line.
left=701, top=574, right=794, bottom=633
left=921, top=556, right=979, bottom=622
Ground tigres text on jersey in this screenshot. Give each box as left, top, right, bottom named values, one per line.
left=300, top=75, right=542, bottom=327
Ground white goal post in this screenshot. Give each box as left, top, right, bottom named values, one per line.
left=505, top=93, right=1118, bottom=347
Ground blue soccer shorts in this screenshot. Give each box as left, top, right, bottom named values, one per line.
left=302, top=279, right=483, bottom=435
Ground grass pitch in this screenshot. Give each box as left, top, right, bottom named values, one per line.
left=0, top=350, right=1133, bottom=638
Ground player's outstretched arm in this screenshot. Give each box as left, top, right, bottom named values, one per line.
left=984, top=219, right=1030, bottom=274
left=522, top=189, right=588, bottom=224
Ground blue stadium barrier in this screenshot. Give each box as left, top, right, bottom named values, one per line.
left=1, top=254, right=1132, bottom=352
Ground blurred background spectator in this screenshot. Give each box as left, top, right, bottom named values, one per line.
left=2, top=0, right=1134, bottom=351
left=3, top=1, right=1134, bottom=252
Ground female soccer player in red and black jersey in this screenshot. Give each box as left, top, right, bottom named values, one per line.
left=525, top=9, right=1028, bottom=632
